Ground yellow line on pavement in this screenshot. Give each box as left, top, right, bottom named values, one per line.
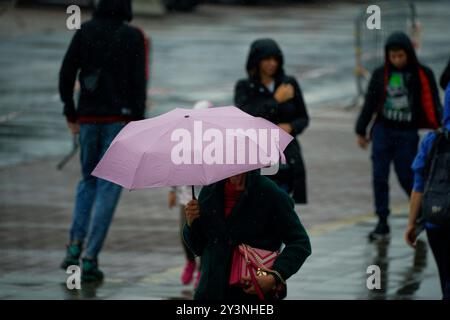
left=141, top=266, right=183, bottom=284
left=308, top=203, right=409, bottom=236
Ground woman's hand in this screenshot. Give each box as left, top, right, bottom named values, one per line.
left=357, top=135, right=370, bottom=149
left=241, top=275, right=276, bottom=295
left=67, top=121, right=80, bottom=134
left=278, top=123, right=293, bottom=134
left=405, top=191, right=423, bottom=249
left=274, top=84, right=294, bottom=104
left=405, top=224, right=417, bottom=248
left=168, top=191, right=177, bottom=209
left=185, top=199, right=200, bottom=227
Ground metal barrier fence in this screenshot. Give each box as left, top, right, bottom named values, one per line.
left=353, top=1, right=420, bottom=108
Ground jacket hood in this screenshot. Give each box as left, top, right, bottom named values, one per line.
left=93, top=0, right=133, bottom=22
left=384, top=31, right=418, bottom=67
left=444, top=83, right=450, bottom=130
left=246, top=38, right=284, bottom=79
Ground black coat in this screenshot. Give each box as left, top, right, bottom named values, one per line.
left=183, top=170, right=311, bottom=300
left=59, top=0, right=147, bottom=122
left=440, top=58, right=450, bottom=90
left=234, top=39, right=309, bottom=203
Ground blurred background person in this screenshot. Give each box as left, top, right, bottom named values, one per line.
left=234, top=38, right=309, bottom=204
left=59, top=0, right=148, bottom=282
left=355, top=32, right=441, bottom=241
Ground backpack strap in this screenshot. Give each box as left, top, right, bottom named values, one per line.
left=423, top=128, right=446, bottom=179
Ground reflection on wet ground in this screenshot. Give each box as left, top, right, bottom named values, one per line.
left=286, top=214, right=440, bottom=300
left=367, top=239, right=428, bottom=300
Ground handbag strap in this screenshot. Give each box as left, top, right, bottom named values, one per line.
left=242, top=245, right=265, bottom=300
left=244, top=245, right=285, bottom=284
left=248, top=262, right=265, bottom=300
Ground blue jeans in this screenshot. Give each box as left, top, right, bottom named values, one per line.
left=69, top=122, right=124, bottom=260
left=371, top=123, right=419, bottom=219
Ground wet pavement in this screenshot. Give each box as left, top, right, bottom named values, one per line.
left=0, top=106, right=443, bottom=299
left=0, top=1, right=449, bottom=299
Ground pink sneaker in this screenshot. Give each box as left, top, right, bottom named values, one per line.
left=181, top=260, right=196, bottom=285
left=194, top=270, right=201, bottom=289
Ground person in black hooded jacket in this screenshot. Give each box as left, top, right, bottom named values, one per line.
left=59, top=0, right=148, bottom=124
left=59, top=0, right=148, bottom=282
left=355, top=31, right=442, bottom=241
left=234, top=38, right=309, bottom=204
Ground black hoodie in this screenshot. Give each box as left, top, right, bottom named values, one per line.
left=355, top=32, right=442, bottom=137
left=234, top=39, right=309, bottom=204
left=59, top=0, right=147, bottom=123
left=440, top=58, right=450, bottom=90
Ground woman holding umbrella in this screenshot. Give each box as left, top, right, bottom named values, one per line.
left=234, top=38, right=309, bottom=204
left=183, top=170, right=311, bottom=300
left=91, top=104, right=310, bottom=299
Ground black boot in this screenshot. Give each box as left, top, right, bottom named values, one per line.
left=368, top=218, right=390, bottom=241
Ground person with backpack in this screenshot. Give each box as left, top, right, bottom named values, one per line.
left=405, top=59, right=450, bottom=300
left=59, top=0, right=148, bottom=282
left=355, top=32, right=442, bottom=241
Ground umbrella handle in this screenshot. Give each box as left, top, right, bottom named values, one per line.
left=191, top=185, right=196, bottom=200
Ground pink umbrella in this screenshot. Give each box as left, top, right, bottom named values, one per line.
left=92, top=106, right=293, bottom=197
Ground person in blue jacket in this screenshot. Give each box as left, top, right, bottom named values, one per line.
left=405, top=58, right=450, bottom=300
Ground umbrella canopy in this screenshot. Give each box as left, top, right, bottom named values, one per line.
left=92, top=106, right=293, bottom=189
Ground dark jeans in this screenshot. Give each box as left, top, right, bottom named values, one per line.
left=371, top=123, right=419, bottom=219
left=69, top=122, right=124, bottom=260
left=426, top=227, right=450, bottom=300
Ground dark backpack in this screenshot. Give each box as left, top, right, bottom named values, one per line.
left=422, top=128, right=450, bottom=226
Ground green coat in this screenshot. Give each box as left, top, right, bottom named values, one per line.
left=183, top=170, right=311, bottom=300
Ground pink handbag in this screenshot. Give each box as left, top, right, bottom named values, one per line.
left=229, top=244, right=286, bottom=300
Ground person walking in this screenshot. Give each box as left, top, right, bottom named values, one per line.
left=169, top=185, right=200, bottom=286
left=59, top=0, right=148, bottom=282
left=183, top=169, right=311, bottom=300
left=355, top=31, right=441, bottom=241
left=405, top=59, right=450, bottom=300
left=234, top=38, right=309, bottom=204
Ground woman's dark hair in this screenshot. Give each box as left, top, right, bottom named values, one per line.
left=247, top=55, right=282, bottom=79
left=246, top=38, right=284, bottom=80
